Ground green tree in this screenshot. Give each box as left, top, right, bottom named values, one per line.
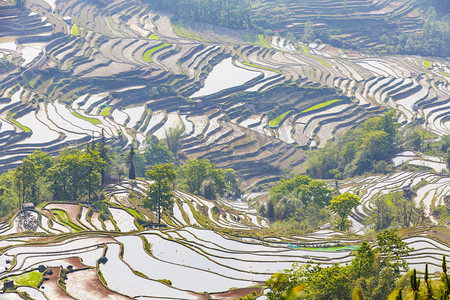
left=373, top=197, right=395, bottom=231
left=144, top=163, right=177, bottom=224
left=13, top=166, right=25, bottom=208
left=329, top=192, right=360, bottom=231
left=266, top=263, right=304, bottom=300
left=440, top=135, right=450, bottom=153
left=376, top=230, right=412, bottom=277
left=0, top=186, right=17, bottom=217
left=26, top=151, right=53, bottom=176
left=391, top=192, right=417, bottom=227
left=410, top=269, right=421, bottom=299
left=47, top=149, right=104, bottom=202
left=447, top=148, right=450, bottom=171
left=165, top=125, right=185, bottom=157
left=142, top=135, right=175, bottom=167
left=266, top=200, right=275, bottom=221
left=0, top=170, right=19, bottom=217
left=350, top=241, right=376, bottom=279
left=178, top=159, right=227, bottom=199
left=442, top=256, right=450, bottom=297
left=270, top=175, right=333, bottom=209
left=306, top=110, right=400, bottom=178
left=300, top=264, right=352, bottom=300
left=96, top=129, right=110, bottom=184
left=222, top=168, right=241, bottom=199
left=128, top=146, right=136, bottom=180
left=302, top=19, right=315, bottom=43
left=267, top=263, right=352, bottom=300
left=14, top=157, right=41, bottom=207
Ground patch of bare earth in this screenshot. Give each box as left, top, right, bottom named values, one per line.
left=45, top=204, right=84, bottom=228
left=66, top=268, right=132, bottom=300
left=40, top=267, right=74, bottom=299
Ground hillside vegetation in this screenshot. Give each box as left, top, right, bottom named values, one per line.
left=0, top=0, right=449, bottom=298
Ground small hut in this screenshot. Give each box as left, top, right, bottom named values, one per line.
left=105, top=175, right=119, bottom=184
left=3, top=280, right=14, bottom=291
left=22, top=203, right=35, bottom=210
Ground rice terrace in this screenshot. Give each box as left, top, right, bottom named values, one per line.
left=0, top=0, right=449, bottom=298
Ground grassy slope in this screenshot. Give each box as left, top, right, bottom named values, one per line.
left=269, top=110, right=292, bottom=127
left=72, top=111, right=101, bottom=125
left=10, top=112, right=31, bottom=132
left=142, top=43, right=171, bottom=63
left=303, top=99, right=341, bottom=112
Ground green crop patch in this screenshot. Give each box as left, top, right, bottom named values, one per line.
left=422, top=60, right=431, bottom=68
left=438, top=71, right=450, bottom=77
left=72, top=111, right=101, bottom=124
left=147, top=34, right=160, bottom=40
left=242, top=62, right=281, bottom=73
left=71, top=24, right=80, bottom=36
left=52, top=209, right=84, bottom=231
left=100, top=106, right=111, bottom=116
left=303, top=99, right=341, bottom=113
left=171, top=20, right=205, bottom=41
left=10, top=113, right=31, bottom=132
left=269, top=111, right=292, bottom=128
left=142, top=43, right=171, bottom=63
left=4, top=270, right=43, bottom=287
left=301, top=44, right=309, bottom=53
left=305, top=54, right=329, bottom=67
left=257, top=35, right=272, bottom=48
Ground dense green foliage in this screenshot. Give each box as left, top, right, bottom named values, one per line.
left=329, top=192, right=360, bottom=231
left=0, top=171, right=18, bottom=218
left=134, top=136, right=175, bottom=177
left=128, top=146, right=136, bottom=180
left=145, top=0, right=251, bottom=29
left=178, top=158, right=239, bottom=200
left=380, top=8, right=449, bottom=57
left=47, top=148, right=104, bottom=202
left=266, top=231, right=412, bottom=300
left=14, top=151, right=53, bottom=206
left=144, top=164, right=177, bottom=223
left=262, top=175, right=333, bottom=228
left=164, top=125, right=185, bottom=157
left=307, top=111, right=400, bottom=179
left=0, top=144, right=107, bottom=215
left=372, top=191, right=422, bottom=231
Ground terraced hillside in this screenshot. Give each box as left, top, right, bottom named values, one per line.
left=0, top=0, right=449, bottom=298
left=341, top=170, right=450, bottom=226
left=0, top=180, right=448, bottom=299
left=252, top=0, right=424, bottom=50
left=0, top=0, right=449, bottom=191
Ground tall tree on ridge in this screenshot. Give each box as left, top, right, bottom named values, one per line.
left=144, top=163, right=176, bottom=224
left=128, top=146, right=136, bottom=180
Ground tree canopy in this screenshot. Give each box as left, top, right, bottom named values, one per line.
left=145, top=0, right=251, bottom=29
left=265, top=230, right=413, bottom=300
left=47, top=148, right=104, bottom=202
left=144, top=163, right=177, bottom=224
left=329, top=192, right=360, bottom=231
left=178, top=159, right=238, bottom=200
left=265, top=175, right=333, bottom=222
left=307, top=110, right=400, bottom=179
